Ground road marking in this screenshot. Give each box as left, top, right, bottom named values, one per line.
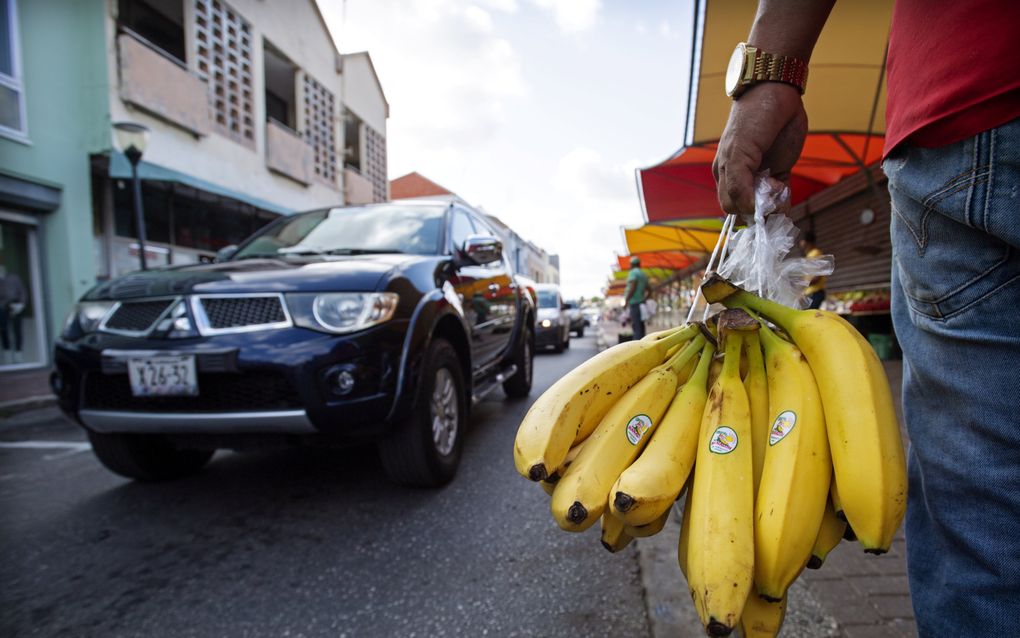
left=0, top=441, right=90, bottom=460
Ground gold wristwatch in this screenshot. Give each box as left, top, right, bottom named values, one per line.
left=725, top=42, right=809, bottom=99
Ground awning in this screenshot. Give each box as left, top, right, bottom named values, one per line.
left=617, top=251, right=698, bottom=271
left=623, top=218, right=733, bottom=255
left=611, top=267, right=676, bottom=282
left=638, top=0, right=892, bottom=223
left=109, top=152, right=293, bottom=216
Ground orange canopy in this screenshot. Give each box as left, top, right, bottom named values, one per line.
left=617, top=252, right=698, bottom=271
left=638, top=0, right=892, bottom=222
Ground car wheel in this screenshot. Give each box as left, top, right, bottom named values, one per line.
left=87, top=431, right=213, bottom=482
left=563, top=332, right=571, bottom=350
left=576, top=326, right=585, bottom=338
left=503, top=326, right=533, bottom=399
left=378, top=337, right=465, bottom=487
left=553, top=333, right=565, bottom=353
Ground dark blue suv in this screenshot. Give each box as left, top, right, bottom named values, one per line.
left=53, top=198, right=535, bottom=487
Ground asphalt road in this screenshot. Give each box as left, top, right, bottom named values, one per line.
left=0, top=335, right=651, bottom=638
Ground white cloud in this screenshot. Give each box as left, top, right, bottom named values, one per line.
left=530, top=0, right=601, bottom=33
left=480, top=0, right=520, bottom=12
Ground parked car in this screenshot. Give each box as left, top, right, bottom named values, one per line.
left=562, top=301, right=586, bottom=337
left=533, top=284, right=570, bottom=353
left=53, top=199, right=535, bottom=487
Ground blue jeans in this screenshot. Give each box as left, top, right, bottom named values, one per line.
left=884, top=117, right=1020, bottom=637
left=628, top=303, right=645, bottom=340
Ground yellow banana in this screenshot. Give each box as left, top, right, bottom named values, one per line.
left=611, top=341, right=715, bottom=526
left=514, top=324, right=697, bottom=482
left=743, top=331, right=769, bottom=495
left=551, top=337, right=706, bottom=531
left=678, top=487, right=693, bottom=579
left=624, top=508, right=670, bottom=538
left=807, top=498, right=847, bottom=569
left=539, top=443, right=585, bottom=496
left=600, top=508, right=633, bottom=553
left=686, top=310, right=756, bottom=636
left=754, top=322, right=831, bottom=601
left=704, top=276, right=907, bottom=552
left=739, top=592, right=786, bottom=638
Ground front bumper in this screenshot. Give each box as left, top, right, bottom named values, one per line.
left=535, top=324, right=564, bottom=347
left=54, top=320, right=415, bottom=438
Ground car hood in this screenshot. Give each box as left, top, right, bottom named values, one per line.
left=537, top=308, right=561, bottom=321
left=83, top=254, right=421, bottom=300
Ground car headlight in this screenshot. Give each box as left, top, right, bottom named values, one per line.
left=540, top=319, right=552, bottom=328
left=62, top=301, right=117, bottom=338
left=287, top=292, right=399, bottom=334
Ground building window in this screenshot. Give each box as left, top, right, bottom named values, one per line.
left=364, top=125, right=388, bottom=202
left=303, top=74, right=337, bottom=185
left=0, top=0, right=26, bottom=138
left=195, top=0, right=254, bottom=146
left=117, top=0, right=186, bottom=65
left=263, top=42, right=296, bottom=130
left=343, top=110, right=362, bottom=172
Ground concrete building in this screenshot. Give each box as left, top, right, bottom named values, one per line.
left=389, top=172, right=559, bottom=285
left=0, top=0, right=389, bottom=375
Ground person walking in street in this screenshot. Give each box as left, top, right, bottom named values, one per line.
left=799, top=231, right=827, bottom=309
left=624, top=256, right=649, bottom=340
left=711, top=1, right=1020, bottom=635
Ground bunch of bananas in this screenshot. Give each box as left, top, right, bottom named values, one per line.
left=513, top=276, right=907, bottom=637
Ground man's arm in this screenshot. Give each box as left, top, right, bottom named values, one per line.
left=624, top=278, right=634, bottom=304
left=712, top=0, right=836, bottom=215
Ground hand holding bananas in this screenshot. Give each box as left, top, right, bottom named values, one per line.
left=512, top=285, right=906, bottom=637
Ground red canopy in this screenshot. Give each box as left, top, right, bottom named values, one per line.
left=617, top=251, right=698, bottom=271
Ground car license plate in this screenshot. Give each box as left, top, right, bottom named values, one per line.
left=127, top=355, right=198, bottom=397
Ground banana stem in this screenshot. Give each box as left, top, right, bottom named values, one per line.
left=689, top=340, right=717, bottom=385
left=724, top=289, right=798, bottom=329
left=661, top=335, right=707, bottom=375
left=657, top=324, right=700, bottom=353
left=721, top=330, right=743, bottom=379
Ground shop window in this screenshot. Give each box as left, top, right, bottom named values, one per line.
left=263, top=42, right=296, bottom=130
left=117, top=0, right=186, bottom=65
left=0, top=0, right=26, bottom=138
left=195, top=0, right=254, bottom=146
left=364, top=125, right=388, bottom=202
left=303, top=73, right=337, bottom=184
left=112, top=180, right=170, bottom=245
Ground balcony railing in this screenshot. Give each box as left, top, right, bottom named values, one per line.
left=117, top=33, right=210, bottom=136
left=266, top=119, right=313, bottom=185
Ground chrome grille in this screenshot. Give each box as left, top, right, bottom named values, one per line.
left=104, top=300, right=174, bottom=332
left=196, top=295, right=289, bottom=332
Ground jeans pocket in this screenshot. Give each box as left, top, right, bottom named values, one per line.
left=891, top=195, right=1015, bottom=320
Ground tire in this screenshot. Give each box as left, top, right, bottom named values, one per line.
left=576, top=326, right=585, bottom=338
left=87, top=431, right=213, bottom=482
left=503, top=326, right=533, bottom=399
left=563, top=333, right=571, bottom=350
left=378, top=338, right=466, bottom=487
left=553, top=334, right=565, bottom=353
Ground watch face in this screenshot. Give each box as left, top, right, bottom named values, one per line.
left=725, top=44, right=746, bottom=96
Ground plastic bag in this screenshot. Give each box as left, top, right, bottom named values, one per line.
left=717, top=173, right=834, bottom=309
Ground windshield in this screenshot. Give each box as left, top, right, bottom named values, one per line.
left=233, top=204, right=445, bottom=259
left=536, top=290, right=559, bottom=309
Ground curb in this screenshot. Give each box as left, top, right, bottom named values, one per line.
left=0, top=394, right=57, bottom=418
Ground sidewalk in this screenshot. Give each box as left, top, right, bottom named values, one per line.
left=0, top=368, right=56, bottom=415
left=593, top=320, right=916, bottom=638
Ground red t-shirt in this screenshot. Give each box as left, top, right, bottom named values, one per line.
left=884, top=0, right=1020, bottom=156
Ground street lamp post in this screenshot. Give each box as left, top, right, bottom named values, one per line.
left=112, top=122, right=151, bottom=271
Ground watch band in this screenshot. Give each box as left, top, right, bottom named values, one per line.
left=750, top=48, right=808, bottom=94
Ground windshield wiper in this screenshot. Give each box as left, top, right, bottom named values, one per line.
left=323, top=248, right=405, bottom=255
left=231, top=253, right=282, bottom=261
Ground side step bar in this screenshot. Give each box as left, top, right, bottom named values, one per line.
left=471, top=364, right=518, bottom=405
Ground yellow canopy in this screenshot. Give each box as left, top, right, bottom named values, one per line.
left=688, top=0, right=892, bottom=146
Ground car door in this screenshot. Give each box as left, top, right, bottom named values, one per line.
left=469, top=212, right=518, bottom=363
left=447, top=209, right=499, bottom=371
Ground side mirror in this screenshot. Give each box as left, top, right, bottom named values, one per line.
left=215, top=245, right=238, bottom=262
left=561, top=301, right=568, bottom=310
left=461, top=235, right=502, bottom=265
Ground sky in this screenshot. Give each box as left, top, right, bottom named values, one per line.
left=319, top=0, right=697, bottom=300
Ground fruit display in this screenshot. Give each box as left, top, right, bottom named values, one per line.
left=512, top=277, right=907, bottom=637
